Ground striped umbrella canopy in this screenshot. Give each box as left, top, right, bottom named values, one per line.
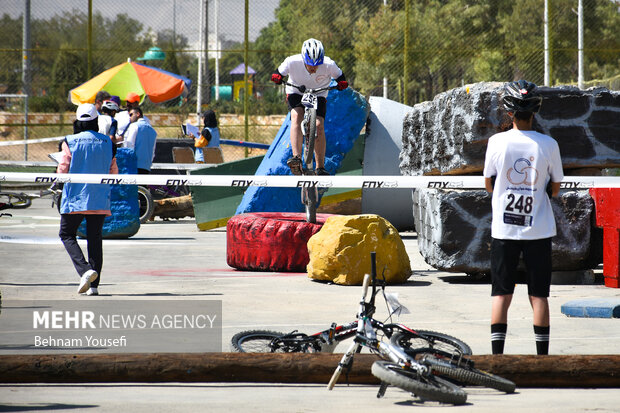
left=69, top=60, right=191, bottom=105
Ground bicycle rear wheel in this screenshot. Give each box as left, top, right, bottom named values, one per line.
left=371, top=361, right=467, bottom=405
left=391, top=330, right=472, bottom=356
left=231, top=330, right=287, bottom=353
left=421, top=354, right=516, bottom=393
left=303, top=187, right=317, bottom=224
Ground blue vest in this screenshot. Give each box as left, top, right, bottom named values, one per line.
left=206, top=127, right=220, bottom=147
left=60, top=130, right=114, bottom=213
left=133, top=119, right=158, bottom=171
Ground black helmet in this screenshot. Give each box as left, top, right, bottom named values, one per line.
left=502, top=80, right=542, bottom=113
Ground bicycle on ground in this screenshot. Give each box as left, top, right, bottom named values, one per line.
left=232, top=252, right=515, bottom=402
left=285, top=82, right=337, bottom=224
left=0, top=184, right=33, bottom=211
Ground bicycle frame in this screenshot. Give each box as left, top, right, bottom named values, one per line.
left=327, top=254, right=430, bottom=390
left=284, top=82, right=337, bottom=223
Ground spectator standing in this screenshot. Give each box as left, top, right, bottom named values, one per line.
left=483, top=80, right=564, bottom=355
left=57, top=103, right=118, bottom=296
left=98, top=100, right=120, bottom=143
left=116, top=92, right=142, bottom=140
left=123, top=107, right=157, bottom=174
left=94, top=90, right=111, bottom=113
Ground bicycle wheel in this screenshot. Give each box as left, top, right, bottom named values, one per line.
left=8, top=194, right=31, bottom=209
left=138, top=186, right=154, bottom=224
left=391, top=330, right=472, bottom=356
left=303, top=187, right=317, bottom=224
left=302, top=108, right=317, bottom=169
left=231, top=330, right=287, bottom=353
left=421, top=354, right=516, bottom=393
left=371, top=361, right=467, bottom=405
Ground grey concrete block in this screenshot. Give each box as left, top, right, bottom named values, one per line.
left=400, top=82, right=620, bottom=176
left=413, top=189, right=601, bottom=274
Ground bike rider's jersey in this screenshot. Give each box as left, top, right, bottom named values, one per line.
left=278, top=54, right=343, bottom=98
left=483, top=128, right=564, bottom=240
left=61, top=131, right=114, bottom=214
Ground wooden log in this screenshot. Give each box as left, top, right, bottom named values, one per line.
left=1, top=353, right=619, bottom=387
left=153, top=195, right=194, bottom=219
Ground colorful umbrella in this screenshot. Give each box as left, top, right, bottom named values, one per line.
left=69, top=59, right=191, bottom=105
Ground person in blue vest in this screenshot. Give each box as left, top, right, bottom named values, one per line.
left=57, top=103, right=118, bottom=296
left=123, top=107, right=158, bottom=174
left=201, top=110, right=220, bottom=148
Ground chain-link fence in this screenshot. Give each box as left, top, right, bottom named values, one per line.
left=1, top=0, right=619, bottom=162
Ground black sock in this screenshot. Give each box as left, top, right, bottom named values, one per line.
left=491, top=323, right=507, bottom=354
left=534, top=325, right=550, bottom=355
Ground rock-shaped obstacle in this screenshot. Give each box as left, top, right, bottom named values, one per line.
left=307, top=214, right=411, bottom=285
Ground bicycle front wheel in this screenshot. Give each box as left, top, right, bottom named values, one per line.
left=391, top=330, right=472, bottom=356
left=231, top=330, right=287, bottom=353
left=302, top=108, right=317, bottom=169
left=371, top=361, right=467, bottom=405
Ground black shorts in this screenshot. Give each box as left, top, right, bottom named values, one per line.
left=286, top=93, right=327, bottom=119
left=490, top=237, right=552, bottom=297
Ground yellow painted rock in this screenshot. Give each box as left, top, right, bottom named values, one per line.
left=307, top=214, right=411, bottom=285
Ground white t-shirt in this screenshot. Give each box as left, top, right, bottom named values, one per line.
left=98, top=115, right=113, bottom=135
left=278, top=54, right=343, bottom=98
left=116, top=111, right=150, bottom=137
left=483, top=128, right=564, bottom=240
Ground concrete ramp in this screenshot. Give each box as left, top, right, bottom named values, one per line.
left=361, top=97, right=414, bottom=230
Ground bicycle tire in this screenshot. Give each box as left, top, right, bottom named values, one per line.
left=371, top=361, right=467, bottom=405
left=138, top=186, right=154, bottom=224
left=231, top=330, right=287, bottom=353
left=421, top=354, right=516, bottom=393
left=8, top=194, right=31, bottom=209
left=304, top=187, right=317, bottom=224
left=303, top=108, right=317, bottom=169
left=391, top=330, right=472, bottom=356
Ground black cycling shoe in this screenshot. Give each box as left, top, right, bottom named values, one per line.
left=314, top=167, right=330, bottom=176
left=287, top=155, right=303, bottom=176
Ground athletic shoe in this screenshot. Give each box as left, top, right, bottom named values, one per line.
left=86, top=287, right=99, bottom=296
left=315, top=167, right=330, bottom=176
left=77, top=270, right=98, bottom=294
left=287, top=155, right=303, bottom=176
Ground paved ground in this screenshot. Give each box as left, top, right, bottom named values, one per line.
left=1, top=197, right=619, bottom=412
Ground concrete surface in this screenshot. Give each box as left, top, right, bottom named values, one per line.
left=1, top=197, right=620, bottom=412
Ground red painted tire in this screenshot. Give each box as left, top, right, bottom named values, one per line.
left=226, top=212, right=334, bottom=272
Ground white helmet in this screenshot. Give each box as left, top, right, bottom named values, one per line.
left=301, top=38, right=324, bottom=66
left=101, top=100, right=120, bottom=112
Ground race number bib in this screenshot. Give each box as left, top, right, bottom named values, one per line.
left=503, top=194, right=533, bottom=227
left=301, top=92, right=318, bottom=109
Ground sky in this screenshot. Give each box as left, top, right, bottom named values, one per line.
left=3, top=0, right=281, bottom=44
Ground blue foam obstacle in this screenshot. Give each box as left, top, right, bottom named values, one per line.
left=561, top=298, right=620, bottom=318
left=78, top=148, right=140, bottom=239
left=235, top=86, right=369, bottom=215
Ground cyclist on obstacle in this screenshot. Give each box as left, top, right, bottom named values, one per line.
left=271, top=38, right=348, bottom=176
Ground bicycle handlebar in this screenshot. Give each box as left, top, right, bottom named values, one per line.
left=284, top=81, right=338, bottom=94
